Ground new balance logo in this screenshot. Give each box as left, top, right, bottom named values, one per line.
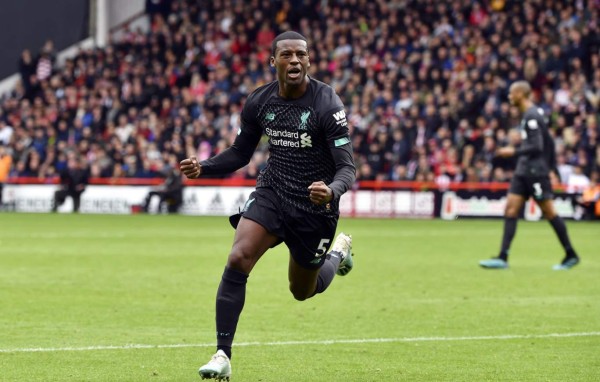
left=264, top=113, right=276, bottom=121
left=332, top=110, right=346, bottom=121
left=300, top=133, right=312, bottom=148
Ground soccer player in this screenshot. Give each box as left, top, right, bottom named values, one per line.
left=179, top=31, right=356, bottom=380
left=51, top=155, right=89, bottom=213
left=480, top=81, right=580, bottom=270
left=142, top=166, right=184, bottom=214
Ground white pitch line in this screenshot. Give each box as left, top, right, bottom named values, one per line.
left=2, top=331, right=599, bottom=354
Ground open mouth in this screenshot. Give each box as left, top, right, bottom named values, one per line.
left=287, top=67, right=302, bottom=79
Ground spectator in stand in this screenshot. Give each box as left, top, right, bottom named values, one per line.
left=567, top=165, right=591, bottom=194
left=18, top=50, right=36, bottom=93
left=0, top=146, right=12, bottom=207
left=573, top=170, right=600, bottom=220
left=0, top=119, right=14, bottom=146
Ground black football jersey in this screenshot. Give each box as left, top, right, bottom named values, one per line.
left=241, top=79, right=352, bottom=216
left=515, top=106, right=554, bottom=177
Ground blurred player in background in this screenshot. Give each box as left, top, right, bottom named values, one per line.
left=52, top=155, right=89, bottom=213
left=180, top=31, right=356, bottom=380
left=480, top=81, right=580, bottom=270
left=142, top=165, right=183, bottom=214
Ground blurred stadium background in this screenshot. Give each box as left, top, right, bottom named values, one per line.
left=0, top=0, right=598, bottom=218
left=0, top=1, right=599, bottom=381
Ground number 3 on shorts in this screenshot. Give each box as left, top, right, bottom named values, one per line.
left=533, top=182, right=542, bottom=197
left=316, top=238, right=331, bottom=257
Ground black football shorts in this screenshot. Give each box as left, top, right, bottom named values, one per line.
left=509, top=175, right=554, bottom=201
left=229, top=187, right=338, bottom=269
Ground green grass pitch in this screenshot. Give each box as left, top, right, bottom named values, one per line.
left=0, top=213, right=598, bottom=381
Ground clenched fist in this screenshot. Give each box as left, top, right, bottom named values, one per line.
left=180, top=156, right=202, bottom=179
left=308, top=181, right=333, bottom=206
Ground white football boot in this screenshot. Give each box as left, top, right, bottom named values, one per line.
left=330, top=232, right=353, bottom=276
left=199, top=349, right=231, bottom=381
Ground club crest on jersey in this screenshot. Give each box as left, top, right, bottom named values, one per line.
left=298, top=111, right=310, bottom=130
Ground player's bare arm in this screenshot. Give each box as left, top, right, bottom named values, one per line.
left=179, top=156, right=202, bottom=179
left=308, top=181, right=333, bottom=205
left=496, top=146, right=515, bottom=158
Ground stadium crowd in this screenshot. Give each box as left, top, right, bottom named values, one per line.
left=0, top=0, right=599, bottom=192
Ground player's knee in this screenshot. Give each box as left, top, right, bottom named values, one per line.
left=538, top=201, right=557, bottom=220
left=289, top=284, right=312, bottom=301
left=290, top=291, right=310, bottom=301
left=504, top=208, right=519, bottom=218
left=542, top=210, right=557, bottom=220
left=226, top=248, right=255, bottom=273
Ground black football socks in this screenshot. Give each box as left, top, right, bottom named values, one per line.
left=549, top=216, right=577, bottom=258
left=215, top=266, right=248, bottom=359
left=313, top=253, right=341, bottom=296
left=498, top=217, right=517, bottom=261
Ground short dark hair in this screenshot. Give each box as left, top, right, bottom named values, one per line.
left=271, top=31, right=307, bottom=56
left=511, top=80, right=532, bottom=97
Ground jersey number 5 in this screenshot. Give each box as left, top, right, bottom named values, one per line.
left=533, top=182, right=542, bottom=197
left=316, top=238, right=331, bottom=257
